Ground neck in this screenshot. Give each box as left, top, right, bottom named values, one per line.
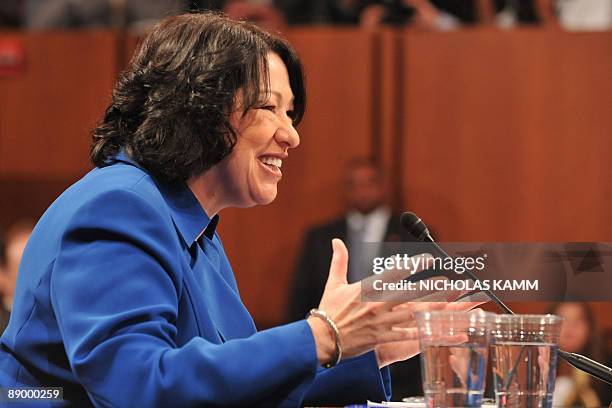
left=187, top=167, right=231, bottom=217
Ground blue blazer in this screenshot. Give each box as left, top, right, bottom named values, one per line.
left=0, top=154, right=390, bottom=407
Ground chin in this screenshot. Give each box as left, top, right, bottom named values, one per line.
left=251, top=187, right=278, bottom=206
left=258, top=193, right=278, bottom=206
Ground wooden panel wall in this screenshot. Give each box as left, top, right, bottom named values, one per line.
left=379, top=29, right=405, bottom=211
left=400, top=29, right=612, bottom=242
left=0, top=31, right=118, bottom=229
left=0, top=31, right=117, bottom=178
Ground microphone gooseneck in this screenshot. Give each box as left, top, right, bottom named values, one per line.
left=557, top=350, right=612, bottom=386
left=400, top=211, right=612, bottom=385
left=400, top=212, right=512, bottom=314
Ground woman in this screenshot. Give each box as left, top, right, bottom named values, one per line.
left=552, top=302, right=611, bottom=407
left=0, top=13, right=473, bottom=407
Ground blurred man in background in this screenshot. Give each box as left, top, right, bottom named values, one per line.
left=0, top=220, right=33, bottom=333
left=287, top=158, right=407, bottom=319
left=287, top=157, right=423, bottom=399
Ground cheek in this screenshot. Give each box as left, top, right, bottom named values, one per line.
left=243, top=115, right=276, bottom=143
left=219, top=145, right=250, bottom=187
left=236, top=110, right=266, bottom=135
left=228, top=142, right=262, bottom=191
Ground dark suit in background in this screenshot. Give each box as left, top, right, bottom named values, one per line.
left=288, top=212, right=414, bottom=320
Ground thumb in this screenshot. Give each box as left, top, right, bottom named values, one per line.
left=325, top=238, right=349, bottom=288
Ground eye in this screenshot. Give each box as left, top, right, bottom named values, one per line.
left=259, top=105, right=276, bottom=112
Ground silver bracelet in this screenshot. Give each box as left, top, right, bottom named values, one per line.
left=307, top=308, right=342, bottom=368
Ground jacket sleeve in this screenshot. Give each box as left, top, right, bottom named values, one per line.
left=306, top=352, right=392, bottom=405
left=50, top=188, right=319, bottom=407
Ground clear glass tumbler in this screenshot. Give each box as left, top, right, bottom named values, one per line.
left=490, top=314, right=563, bottom=408
left=416, top=310, right=494, bottom=408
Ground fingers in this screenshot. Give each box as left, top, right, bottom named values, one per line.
left=325, top=238, right=349, bottom=288
left=443, top=301, right=486, bottom=312
left=443, top=333, right=469, bottom=345
left=391, top=326, right=419, bottom=339
left=365, top=297, right=485, bottom=325
left=375, top=327, right=421, bottom=344
left=375, top=336, right=422, bottom=367
left=374, top=300, right=483, bottom=329
left=372, top=307, right=417, bottom=327
left=448, top=354, right=468, bottom=387
left=355, top=305, right=421, bottom=334
left=410, top=301, right=448, bottom=313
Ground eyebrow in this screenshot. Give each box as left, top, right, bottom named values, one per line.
left=261, top=90, right=294, bottom=105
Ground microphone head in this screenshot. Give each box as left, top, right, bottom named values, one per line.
left=400, top=212, right=431, bottom=242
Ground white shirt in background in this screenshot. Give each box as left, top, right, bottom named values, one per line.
left=346, top=206, right=391, bottom=244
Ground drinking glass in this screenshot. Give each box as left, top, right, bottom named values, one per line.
left=490, top=314, right=563, bottom=408
left=416, top=310, right=494, bottom=408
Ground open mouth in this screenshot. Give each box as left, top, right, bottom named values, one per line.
left=258, top=156, right=283, bottom=176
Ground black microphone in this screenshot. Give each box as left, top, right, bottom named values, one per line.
left=400, top=211, right=612, bottom=386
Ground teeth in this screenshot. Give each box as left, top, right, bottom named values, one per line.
left=260, top=156, right=282, bottom=168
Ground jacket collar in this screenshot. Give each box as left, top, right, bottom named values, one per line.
left=112, top=151, right=219, bottom=246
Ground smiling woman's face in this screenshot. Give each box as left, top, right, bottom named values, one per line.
left=214, top=52, right=300, bottom=208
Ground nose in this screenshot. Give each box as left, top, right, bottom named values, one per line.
left=275, top=118, right=300, bottom=149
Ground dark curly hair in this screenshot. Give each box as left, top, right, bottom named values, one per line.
left=91, top=12, right=305, bottom=183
